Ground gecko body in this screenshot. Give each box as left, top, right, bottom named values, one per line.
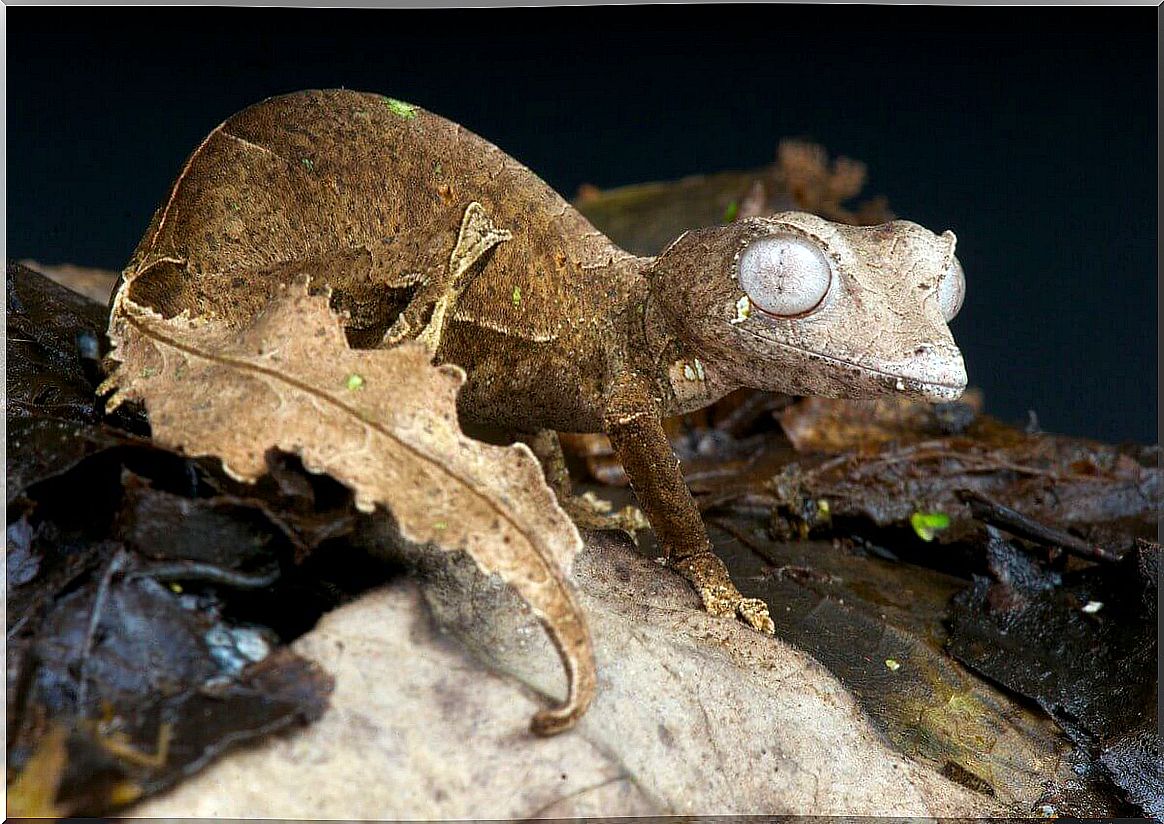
left=117, top=89, right=967, bottom=638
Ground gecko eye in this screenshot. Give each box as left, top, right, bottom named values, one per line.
left=737, top=235, right=832, bottom=317
left=936, top=256, right=965, bottom=321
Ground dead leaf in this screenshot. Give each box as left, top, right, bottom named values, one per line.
left=7, top=722, right=70, bottom=817
left=779, top=392, right=984, bottom=454
left=18, top=259, right=121, bottom=305
left=103, top=275, right=595, bottom=734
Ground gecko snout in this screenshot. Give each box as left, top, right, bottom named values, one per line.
left=882, top=343, right=968, bottom=402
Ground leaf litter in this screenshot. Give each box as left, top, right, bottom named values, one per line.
left=6, top=265, right=336, bottom=817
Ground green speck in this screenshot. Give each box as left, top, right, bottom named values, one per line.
left=885, top=658, right=901, bottom=672
left=512, top=285, right=522, bottom=307
left=345, top=373, right=366, bottom=391
left=723, top=200, right=740, bottom=222
left=433, top=520, right=448, bottom=531
left=301, top=157, right=315, bottom=172
left=169, top=582, right=184, bottom=594
left=229, top=201, right=241, bottom=212
left=910, top=511, right=950, bottom=542
left=433, top=161, right=443, bottom=175
left=385, top=97, right=418, bottom=119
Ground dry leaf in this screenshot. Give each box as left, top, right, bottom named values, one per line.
left=103, top=274, right=595, bottom=734
left=779, top=392, right=985, bottom=454
left=7, top=722, right=71, bottom=817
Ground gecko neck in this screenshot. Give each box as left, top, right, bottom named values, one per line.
left=632, top=279, right=740, bottom=417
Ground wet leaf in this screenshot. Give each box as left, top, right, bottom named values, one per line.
left=5, top=263, right=156, bottom=507
left=6, top=262, right=350, bottom=816
left=8, top=547, right=334, bottom=815
left=16, top=259, right=120, bottom=305
left=947, top=539, right=1160, bottom=816
left=6, top=261, right=107, bottom=422
left=104, top=274, right=595, bottom=733
left=711, top=397, right=1161, bottom=551
left=696, top=516, right=1101, bottom=812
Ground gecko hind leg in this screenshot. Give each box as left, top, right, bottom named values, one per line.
left=522, top=429, right=649, bottom=536
left=414, top=202, right=512, bottom=355
left=379, top=202, right=511, bottom=354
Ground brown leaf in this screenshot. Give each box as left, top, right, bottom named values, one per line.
left=7, top=722, right=70, bottom=817
left=17, top=259, right=121, bottom=305
left=103, top=275, right=595, bottom=734
left=779, top=392, right=984, bottom=454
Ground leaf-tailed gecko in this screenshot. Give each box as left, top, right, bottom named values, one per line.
left=116, top=89, right=967, bottom=637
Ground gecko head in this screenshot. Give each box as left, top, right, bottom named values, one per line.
left=646, top=211, right=968, bottom=402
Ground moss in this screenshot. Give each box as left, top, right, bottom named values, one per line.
left=384, top=97, right=418, bottom=119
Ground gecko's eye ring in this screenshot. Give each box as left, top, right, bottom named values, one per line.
left=936, top=256, right=965, bottom=322
left=737, top=234, right=832, bottom=317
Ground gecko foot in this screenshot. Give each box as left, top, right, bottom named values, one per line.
left=380, top=314, right=414, bottom=348
left=674, top=552, right=775, bottom=635
left=560, top=492, right=650, bottom=537
left=736, top=597, right=776, bottom=635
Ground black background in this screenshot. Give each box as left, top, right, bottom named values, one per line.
left=8, top=7, right=1157, bottom=444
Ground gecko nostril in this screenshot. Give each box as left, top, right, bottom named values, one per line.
left=915, top=345, right=930, bottom=356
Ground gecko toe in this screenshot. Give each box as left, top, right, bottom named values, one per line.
left=737, top=597, right=775, bottom=635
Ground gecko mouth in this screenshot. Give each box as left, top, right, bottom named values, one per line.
left=736, top=327, right=967, bottom=400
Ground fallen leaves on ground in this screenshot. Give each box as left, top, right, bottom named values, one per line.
left=7, top=265, right=336, bottom=817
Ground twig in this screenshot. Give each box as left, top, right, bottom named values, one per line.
left=128, top=560, right=282, bottom=589
left=958, top=489, right=1121, bottom=563
left=76, top=550, right=128, bottom=711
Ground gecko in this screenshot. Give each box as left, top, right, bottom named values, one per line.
left=114, top=88, right=967, bottom=640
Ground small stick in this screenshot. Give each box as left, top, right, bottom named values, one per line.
left=128, top=560, right=282, bottom=589
left=958, top=489, right=1121, bottom=563
left=76, top=550, right=129, bottom=710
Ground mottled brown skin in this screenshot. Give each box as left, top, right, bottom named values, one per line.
left=125, top=89, right=647, bottom=431
left=123, top=89, right=968, bottom=635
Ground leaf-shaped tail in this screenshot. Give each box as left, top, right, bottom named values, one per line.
left=104, top=274, right=596, bottom=734
left=523, top=567, right=595, bottom=735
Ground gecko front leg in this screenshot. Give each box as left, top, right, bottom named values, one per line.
left=382, top=201, right=512, bottom=355
left=603, top=372, right=774, bottom=634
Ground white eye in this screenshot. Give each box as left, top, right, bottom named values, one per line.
left=936, top=256, right=965, bottom=321
left=737, top=234, right=832, bottom=317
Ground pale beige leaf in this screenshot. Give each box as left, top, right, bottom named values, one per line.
left=104, top=275, right=594, bottom=734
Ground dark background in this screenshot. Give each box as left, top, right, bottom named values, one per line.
left=8, top=7, right=1157, bottom=444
